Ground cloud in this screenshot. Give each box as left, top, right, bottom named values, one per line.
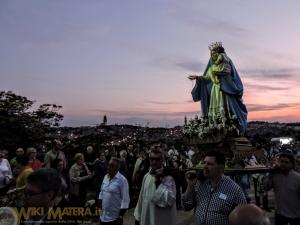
left=205, top=19, right=248, bottom=36
left=0, top=1, right=111, bottom=47
left=149, top=56, right=207, bottom=72
left=247, top=103, right=300, bottom=112
left=67, top=105, right=300, bottom=127
left=240, top=68, right=300, bottom=80
left=245, top=83, right=289, bottom=91
left=187, top=18, right=248, bottom=38
left=65, top=108, right=200, bottom=127
left=174, top=61, right=207, bottom=72
left=90, top=109, right=198, bottom=118
left=168, top=2, right=249, bottom=37
left=145, top=100, right=191, bottom=105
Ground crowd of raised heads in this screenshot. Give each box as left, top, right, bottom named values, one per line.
left=0, top=140, right=299, bottom=225
left=0, top=142, right=196, bottom=206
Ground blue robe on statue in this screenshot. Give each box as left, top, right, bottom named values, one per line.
left=191, top=58, right=248, bottom=133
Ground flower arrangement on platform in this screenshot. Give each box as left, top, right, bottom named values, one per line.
left=183, top=114, right=240, bottom=144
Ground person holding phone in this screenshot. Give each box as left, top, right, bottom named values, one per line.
left=182, top=151, right=246, bottom=225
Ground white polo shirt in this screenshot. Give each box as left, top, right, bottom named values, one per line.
left=99, top=171, right=130, bottom=222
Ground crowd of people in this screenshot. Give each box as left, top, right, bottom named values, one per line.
left=0, top=139, right=300, bottom=225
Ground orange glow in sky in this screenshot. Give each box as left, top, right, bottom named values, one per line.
left=1, top=1, right=300, bottom=127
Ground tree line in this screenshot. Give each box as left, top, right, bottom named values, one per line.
left=0, top=91, right=63, bottom=151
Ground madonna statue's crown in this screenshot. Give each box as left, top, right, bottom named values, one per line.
left=209, top=42, right=223, bottom=51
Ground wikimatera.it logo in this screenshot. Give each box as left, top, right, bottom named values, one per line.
left=0, top=206, right=101, bottom=224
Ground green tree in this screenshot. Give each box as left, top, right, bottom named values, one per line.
left=0, top=91, right=63, bottom=150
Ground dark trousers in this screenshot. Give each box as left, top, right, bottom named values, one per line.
left=100, top=219, right=122, bottom=225
left=275, top=213, right=300, bottom=225
left=253, top=177, right=269, bottom=209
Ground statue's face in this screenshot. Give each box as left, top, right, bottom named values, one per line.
left=211, top=49, right=218, bottom=62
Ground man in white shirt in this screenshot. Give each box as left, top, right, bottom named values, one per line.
left=99, top=157, right=130, bottom=225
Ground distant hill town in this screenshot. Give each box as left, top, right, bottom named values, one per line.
left=56, top=121, right=300, bottom=151
left=246, top=121, right=300, bottom=142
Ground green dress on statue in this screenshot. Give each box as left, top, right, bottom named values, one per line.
left=202, top=53, right=231, bottom=123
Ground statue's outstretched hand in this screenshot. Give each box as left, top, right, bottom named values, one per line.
left=188, top=75, right=199, bottom=80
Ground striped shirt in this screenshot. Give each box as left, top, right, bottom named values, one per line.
left=182, top=176, right=246, bottom=225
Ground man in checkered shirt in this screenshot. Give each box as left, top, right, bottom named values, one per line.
left=182, top=151, right=246, bottom=225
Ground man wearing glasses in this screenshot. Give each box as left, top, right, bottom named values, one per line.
left=21, top=168, right=62, bottom=225
left=134, top=149, right=177, bottom=225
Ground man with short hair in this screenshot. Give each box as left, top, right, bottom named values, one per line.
left=85, top=145, right=96, bottom=172
left=229, top=204, right=271, bottom=225
left=99, top=157, right=130, bottom=225
left=134, top=149, right=177, bottom=225
left=44, top=140, right=67, bottom=169
left=265, top=152, right=300, bottom=225
left=182, top=151, right=246, bottom=225
left=20, top=168, right=62, bottom=225
left=10, top=147, right=24, bottom=170
left=24, top=168, right=61, bottom=207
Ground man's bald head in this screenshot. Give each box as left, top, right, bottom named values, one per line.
left=229, top=204, right=270, bottom=225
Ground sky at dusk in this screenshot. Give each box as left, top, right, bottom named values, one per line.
left=1, top=0, right=300, bottom=127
